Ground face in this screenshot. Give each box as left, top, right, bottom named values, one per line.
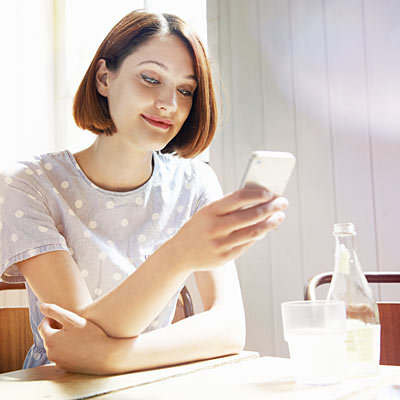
left=96, top=35, right=197, bottom=152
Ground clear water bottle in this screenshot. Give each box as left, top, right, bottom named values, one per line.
left=327, top=223, right=380, bottom=377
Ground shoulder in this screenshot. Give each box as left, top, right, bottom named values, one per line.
left=155, top=153, right=223, bottom=204
left=155, top=152, right=218, bottom=185
left=0, top=151, right=72, bottom=198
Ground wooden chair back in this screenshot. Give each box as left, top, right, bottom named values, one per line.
left=304, top=272, right=400, bottom=366
left=0, top=282, right=194, bottom=373
left=0, top=282, right=33, bottom=373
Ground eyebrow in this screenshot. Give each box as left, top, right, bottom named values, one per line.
left=137, top=60, right=197, bottom=82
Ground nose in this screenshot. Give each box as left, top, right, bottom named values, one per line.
left=155, top=86, right=177, bottom=113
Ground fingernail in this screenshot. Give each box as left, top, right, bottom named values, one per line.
left=276, top=212, right=286, bottom=223
left=279, top=198, right=289, bottom=210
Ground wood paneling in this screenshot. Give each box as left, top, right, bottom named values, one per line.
left=363, top=0, right=400, bottom=301
left=258, top=0, right=303, bottom=357
left=208, top=0, right=400, bottom=356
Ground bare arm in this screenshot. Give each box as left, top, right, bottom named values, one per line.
left=19, top=187, right=287, bottom=338
left=39, top=264, right=246, bottom=374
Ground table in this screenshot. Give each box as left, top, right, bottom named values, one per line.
left=2, top=352, right=400, bottom=400
left=0, top=351, right=257, bottom=399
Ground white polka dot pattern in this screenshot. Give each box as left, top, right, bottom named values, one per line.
left=151, top=213, right=159, bottom=221
left=89, top=220, right=97, bottom=229
left=0, top=150, right=218, bottom=366
left=113, top=273, right=122, bottom=281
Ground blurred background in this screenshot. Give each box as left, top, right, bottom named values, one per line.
left=1, top=0, right=399, bottom=359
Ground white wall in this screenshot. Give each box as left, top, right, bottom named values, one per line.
left=207, top=0, right=400, bottom=357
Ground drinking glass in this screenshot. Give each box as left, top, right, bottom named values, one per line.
left=281, top=300, right=346, bottom=385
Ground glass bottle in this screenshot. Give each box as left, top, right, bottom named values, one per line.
left=327, top=223, right=380, bottom=377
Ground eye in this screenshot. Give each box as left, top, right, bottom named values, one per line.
left=141, top=74, right=160, bottom=85
left=177, top=88, right=193, bottom=97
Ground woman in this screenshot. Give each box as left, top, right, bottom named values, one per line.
left=0, top=10, right=288, bottom=374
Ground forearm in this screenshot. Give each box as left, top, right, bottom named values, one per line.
left=80, top=238, right=191, bottom=338
left=101, top=306, right=246, bottom=375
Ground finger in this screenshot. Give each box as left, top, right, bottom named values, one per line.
left=220, top=240, right=256, bottom=262
left=220, top=211, right=286, bottom=249
left=210, top=187, right=274, bottom=215
left=38, top=317, right=58, bottom=349
left=40, top=303, right=86, bottom=329
left=38, top=316, right=58, bottom=335
left=219, top=197, right=289, bottom=234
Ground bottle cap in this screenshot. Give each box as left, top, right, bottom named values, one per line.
left=333, top=222, right=356, bottom=236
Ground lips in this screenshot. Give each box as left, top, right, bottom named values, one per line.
left=141, top=113, right=173, bottom=130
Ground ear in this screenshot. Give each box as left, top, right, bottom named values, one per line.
left=95, top=59, right=111, bottom=97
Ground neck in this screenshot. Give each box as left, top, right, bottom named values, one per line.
left=73, top=136, right=153, bottom=192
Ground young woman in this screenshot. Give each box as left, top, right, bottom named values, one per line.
left=0, top=10, right=288, bottom=374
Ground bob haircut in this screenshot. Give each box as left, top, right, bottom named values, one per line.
left=73, top=10, right=217, bottom=158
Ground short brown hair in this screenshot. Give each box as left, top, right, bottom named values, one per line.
left=73, top=10, right=217, bottom=158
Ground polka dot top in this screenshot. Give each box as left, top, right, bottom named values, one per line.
left=0, top=150, right=223, bottom=368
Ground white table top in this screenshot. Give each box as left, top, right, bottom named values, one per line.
left=97, top=357, right=400, bottom=400
left=2, top=352, right=400, bottom=399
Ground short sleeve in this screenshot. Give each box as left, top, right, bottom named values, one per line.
left=0, top=164, right=68, bottom=283
left=193, top=160, right=224, bottom=212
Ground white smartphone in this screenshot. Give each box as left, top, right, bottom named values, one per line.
left=240, top=151, right=296, bottom=195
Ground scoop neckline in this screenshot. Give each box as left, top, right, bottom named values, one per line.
left=63, top=149, right=159, bottom=196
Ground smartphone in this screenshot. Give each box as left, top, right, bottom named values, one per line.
left=240, top=151, right=296, bottom=195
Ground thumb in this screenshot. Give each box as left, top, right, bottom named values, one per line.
left=40, top=303, right=86, bottom=329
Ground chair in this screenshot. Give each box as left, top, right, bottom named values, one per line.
left=0, top=282, right=194, bottom=373
left=304, top=272, right=400, bottom=366
left=0, top=281, right=33, bottom=373
left=172, top=286, right=194, bottom=323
